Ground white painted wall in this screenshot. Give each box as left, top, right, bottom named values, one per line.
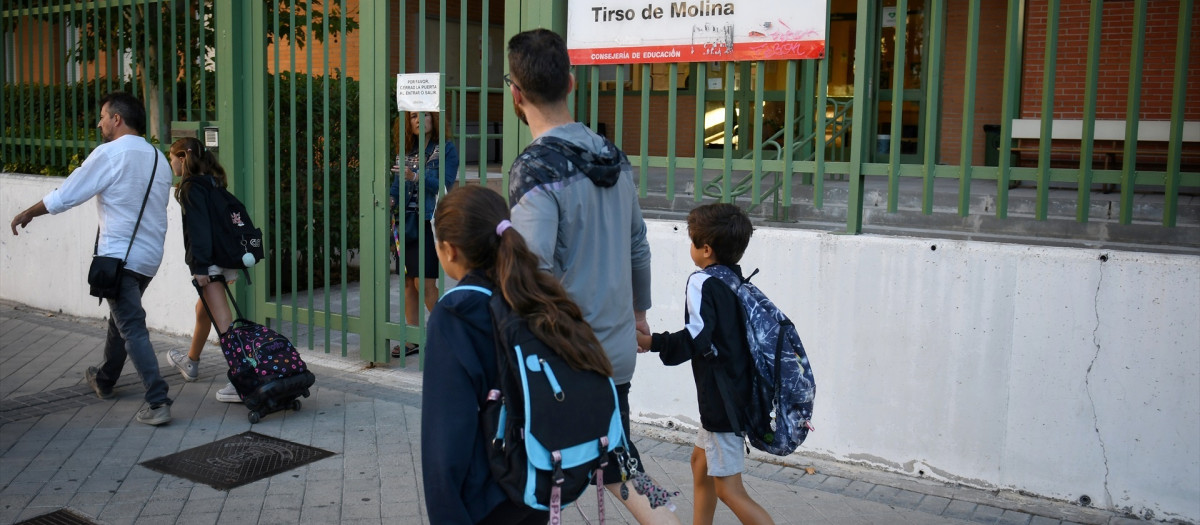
left=631, top=222, right=1200, bottom=523
left=2, top=174, right=204, bottom=339
left=3, top=173, right=1198, bottom=522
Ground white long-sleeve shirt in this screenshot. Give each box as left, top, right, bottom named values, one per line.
left=43, top=135, right=172, bottom=277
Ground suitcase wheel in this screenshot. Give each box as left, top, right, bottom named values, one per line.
left=291, top=399, right=302, bottom=411
left=302, top=389, right=310, bottom=398
left=248, top=411, right=261, bottom=424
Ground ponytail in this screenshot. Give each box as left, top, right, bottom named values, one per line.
left=434, top=185, right=613, bottom=377
left=171, top=137, right=229, bottom=207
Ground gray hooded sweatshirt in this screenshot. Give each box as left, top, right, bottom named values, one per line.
left=508, top=122, right=652, bottom=385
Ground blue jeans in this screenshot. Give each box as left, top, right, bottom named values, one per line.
left=94, top=269, right=171, bottom=407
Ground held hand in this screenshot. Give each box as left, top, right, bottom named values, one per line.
left=636, top=331, right=653, bottom=353
left=635, top=318, right=650, bottom=336
left=193, top=274, right=211, bottom=288
left=635, top=315, right=651, bottom=352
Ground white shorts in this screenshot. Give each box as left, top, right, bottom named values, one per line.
left=696, top=428, right=745, bottom=477
left=206, top=265, right=239, bottom=284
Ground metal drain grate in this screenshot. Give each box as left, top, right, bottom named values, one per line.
left=15, top=508, right=96, bottom=525
left=140, top=431, right=336, bottom=491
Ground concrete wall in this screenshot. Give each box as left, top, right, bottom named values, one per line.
left=631, top=221, right=1200, bottom=523
left=3, top=173, right=1198, bottom=522
left=1, top=174, right=206, bottom=340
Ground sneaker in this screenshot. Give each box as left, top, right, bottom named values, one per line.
left=166, top=349, right=199, bottom=382
left=216, top=382, right=242, bottom=403
left=135, top=404, right=171, bottom=426
left=85, top=366, right=114, bottom=400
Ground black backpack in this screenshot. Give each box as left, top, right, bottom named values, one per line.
left=205, top=180, right=265, bottom=270
left=464, top=286, right=627, bottom=522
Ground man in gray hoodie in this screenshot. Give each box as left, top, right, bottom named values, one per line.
left=506, top=29, right=676, bottom=524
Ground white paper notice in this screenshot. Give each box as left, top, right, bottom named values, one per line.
left=396, top=73, right=440, bottom=112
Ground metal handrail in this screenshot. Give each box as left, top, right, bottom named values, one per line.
left=701, top=98, right=854, bottom=201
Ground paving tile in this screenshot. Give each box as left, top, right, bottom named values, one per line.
left=299, top=504, right=342, bottom=523
left=971, top=503, right=1006, bottom=524
left=863, top=484, right=902, bottom=504
left=173, top=512, right=220, bottom=525
left=894, top=488, right=930, bottom=510
left=996, top=509, right=1034, bottom=525
left=840, top=480, right=875, bottom=498
left=943, top=499, right=979, bottom=521
left=818, top=475, right=852, bottom=492
left=917, top=494, right=952, bottom=515
left=258, top=507, right=301, bottom=524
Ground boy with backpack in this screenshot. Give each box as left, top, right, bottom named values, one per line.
left=636, top=203, right=776, bottom=525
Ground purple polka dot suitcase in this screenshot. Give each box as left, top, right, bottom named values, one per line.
left=198, top=277, right=316, bottom=424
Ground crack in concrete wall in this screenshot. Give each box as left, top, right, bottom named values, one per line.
left=1084, top=253, right=1113, bottom=508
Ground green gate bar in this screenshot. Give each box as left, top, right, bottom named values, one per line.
left=3, top=0, right=1199, bottom=369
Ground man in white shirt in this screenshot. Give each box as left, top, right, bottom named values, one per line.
left=10, top=92, right=174, bottom=426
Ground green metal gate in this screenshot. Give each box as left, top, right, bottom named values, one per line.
left=249, top=1, right=508, bottom=365
left=3, top=0, right=1197, bottom=367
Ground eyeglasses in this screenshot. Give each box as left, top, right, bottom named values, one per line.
left=503, top=73, right=521, bottom=92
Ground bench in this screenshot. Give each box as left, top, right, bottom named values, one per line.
left=1010, top=119, right=1200, bottom=170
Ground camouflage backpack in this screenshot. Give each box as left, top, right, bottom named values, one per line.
left=704, top=265, right=816, bottom=456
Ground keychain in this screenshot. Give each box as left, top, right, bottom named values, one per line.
left=617, top=456, right=679, bottom=510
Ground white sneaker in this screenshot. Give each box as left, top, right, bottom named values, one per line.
left=167, top=349, right=199, bottom=382
left=216, top=382, right=242, bottom=403
left=136, top=404, right=171, bottom=426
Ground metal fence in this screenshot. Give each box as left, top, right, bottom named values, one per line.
left=4, top=0, right=1197, bottom=365
left=1, top=0, right=214, bottom=174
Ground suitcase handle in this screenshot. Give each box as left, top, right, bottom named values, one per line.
left=193, top=274, right=247, bottom=338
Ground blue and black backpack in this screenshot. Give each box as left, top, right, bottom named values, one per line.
left=704, top=265, right=816, bottom=456
left=474, top=288, right=627, bottom=520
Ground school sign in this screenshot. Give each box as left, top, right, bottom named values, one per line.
left=567, top=0, right=826, bottom=65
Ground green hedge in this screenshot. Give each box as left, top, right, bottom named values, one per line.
left=1, top=77, right=215, bottom=175
left=265, top=71, right=364, bottom=295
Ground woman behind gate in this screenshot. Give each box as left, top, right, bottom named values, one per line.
left=389, top=111, right=459, bottom=358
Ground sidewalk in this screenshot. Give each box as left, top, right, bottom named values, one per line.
left=0, top=300, right=1140, bottom=525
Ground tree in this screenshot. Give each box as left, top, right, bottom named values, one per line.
left=5, top=0, right=358, bottom=140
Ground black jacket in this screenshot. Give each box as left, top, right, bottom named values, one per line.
left=420, top=271, right=509, bottom=524
left=179, top=174, right=219, bottom=276
left=650, top=264, right=754, bottom=433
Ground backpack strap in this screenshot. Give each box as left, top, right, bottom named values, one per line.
left=440, top=284, right=492, bottom=300
left=710, top=359, right=746, bottom=438
left=703, top=265, right=759, bottom=441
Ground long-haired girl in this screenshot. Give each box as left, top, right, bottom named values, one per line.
left=166, top=137, right=240, bottom=403
left=388, top=110, right=459, bottom=358
left=420, top=185, right=610, bottom=524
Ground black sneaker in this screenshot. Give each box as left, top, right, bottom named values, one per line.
left=86, top=366, right=114, bottom=400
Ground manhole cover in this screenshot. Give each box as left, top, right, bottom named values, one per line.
left=15, top=508, right=96, bottom=524
left=140, top=431, right=336, bottom=491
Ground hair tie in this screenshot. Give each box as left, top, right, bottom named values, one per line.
left=495, top=219, right=512, bottom=237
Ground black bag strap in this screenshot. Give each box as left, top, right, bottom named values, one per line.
left=95, top=148, right=159, bottom=263
left=709, top=353, right=746, bottom=438
left=706, top=267, right=760, bottom=440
